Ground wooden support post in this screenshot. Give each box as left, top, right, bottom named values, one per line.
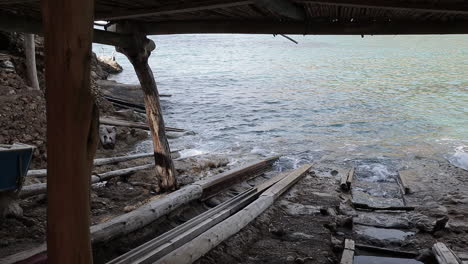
left=41, top=0, right=97, bottom=263
left=116, top=26, right=177, bottom=192
left=23, top=34, right=40, bottom=90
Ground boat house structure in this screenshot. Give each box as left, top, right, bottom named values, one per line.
left=0, top=0, right=467, bottom=263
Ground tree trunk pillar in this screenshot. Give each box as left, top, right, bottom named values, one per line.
left=41, top=0, right=98, bottom=263
left=116, top=31, right=177, bottom=192
left=23, top=33, right=40, bottom=90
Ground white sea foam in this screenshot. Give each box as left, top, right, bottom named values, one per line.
left=447, top=146, right=468, bottom=171
left=358, top=163, right=395, bottom=182
left=178, top=148, right=207, bottom=159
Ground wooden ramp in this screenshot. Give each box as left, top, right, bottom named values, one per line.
left=107, top=165, right=312, bottom=264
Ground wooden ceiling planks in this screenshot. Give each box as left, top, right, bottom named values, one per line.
left=0, top=0, right=467, bottom=35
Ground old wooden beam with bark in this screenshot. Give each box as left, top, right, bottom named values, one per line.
left=41, top=0, right=96, bottom=262
left=115, top=25, right=177, bottom=192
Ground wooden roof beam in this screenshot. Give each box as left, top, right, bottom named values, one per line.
left=140, top=20, right=468, bottom=35
left=296, top=0, right=468, bottom=15
left=0, top=0, right=37, bottom=4
left=0, top=12, right=134, bottom=47
left=96, top=0, right=254, bottom=20
left=255, top=0, right=306, bottom=20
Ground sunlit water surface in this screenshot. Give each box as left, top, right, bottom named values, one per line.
left=94, top=34, right=468, bottom=171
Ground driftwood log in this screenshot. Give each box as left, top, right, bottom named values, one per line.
left=21, top=164, right=155, bottom=198
left=99, top=117, right=185, bottom=132
left=91, top=184, right=203, bottom=244
left=27, top=151, right=180, bottom=178
left=156, top=164, right=312, bottom=264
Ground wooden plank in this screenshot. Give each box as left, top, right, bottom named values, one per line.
left=198, top=156, right=279, bottom=193
left=340, top=250, right=354, bottom=264
left=262, top=164, right=312, bottom=199
left=0, top=0, right=37, bottom=4
left=1, top=243, right=46, bottom=264
left=344, top=239, right=355, bottom=250
left=355, top=243, right=418, bottom=258
left=0, top=12, right=133, bottom=47
left=156, top=165, right=310, bottom=264
left=5, top=160, right=285, bottom=263
left=297, top=0, right=468, bottom=15
left=141, top=20, right=468, bottom=35
left=96, top=0, right=253, bottom=20
left=41, top=0, right=95, bottom=262
left=433, top=242, right=461, bottom=264
left=109, top=171, right=292, bottom=264
left=100, top=117, right=185, bottom=132
left=256, top=171, right=290, bottom=193
left=108, top=188, right=258, bottom=264
left=341, top=239, right=355, bottom=264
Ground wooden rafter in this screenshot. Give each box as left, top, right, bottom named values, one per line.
left=96, top=0, right=254, bottom=20
left=0, top=0, right=37, bottom=4
left=140, top=20, right=468, bottom=35
left=0, top=12, right=134, bottom=47
left=297, top=0, right=468, bottom=15
left=255, top=0, right=306, bottom=20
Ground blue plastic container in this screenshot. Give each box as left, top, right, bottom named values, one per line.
left=0, top=144, right=35, bottom=192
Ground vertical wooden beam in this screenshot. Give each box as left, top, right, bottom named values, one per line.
left=41, top=0, right=97, bottom=263
left=24, top=34, right=40, bottom=90
left=116, top=28, right=177, bottom=192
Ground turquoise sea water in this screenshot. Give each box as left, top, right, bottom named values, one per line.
left=94, top=34, right=468, bottom=169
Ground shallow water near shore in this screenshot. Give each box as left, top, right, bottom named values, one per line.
left=94, top=34, right=468, bottom=172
